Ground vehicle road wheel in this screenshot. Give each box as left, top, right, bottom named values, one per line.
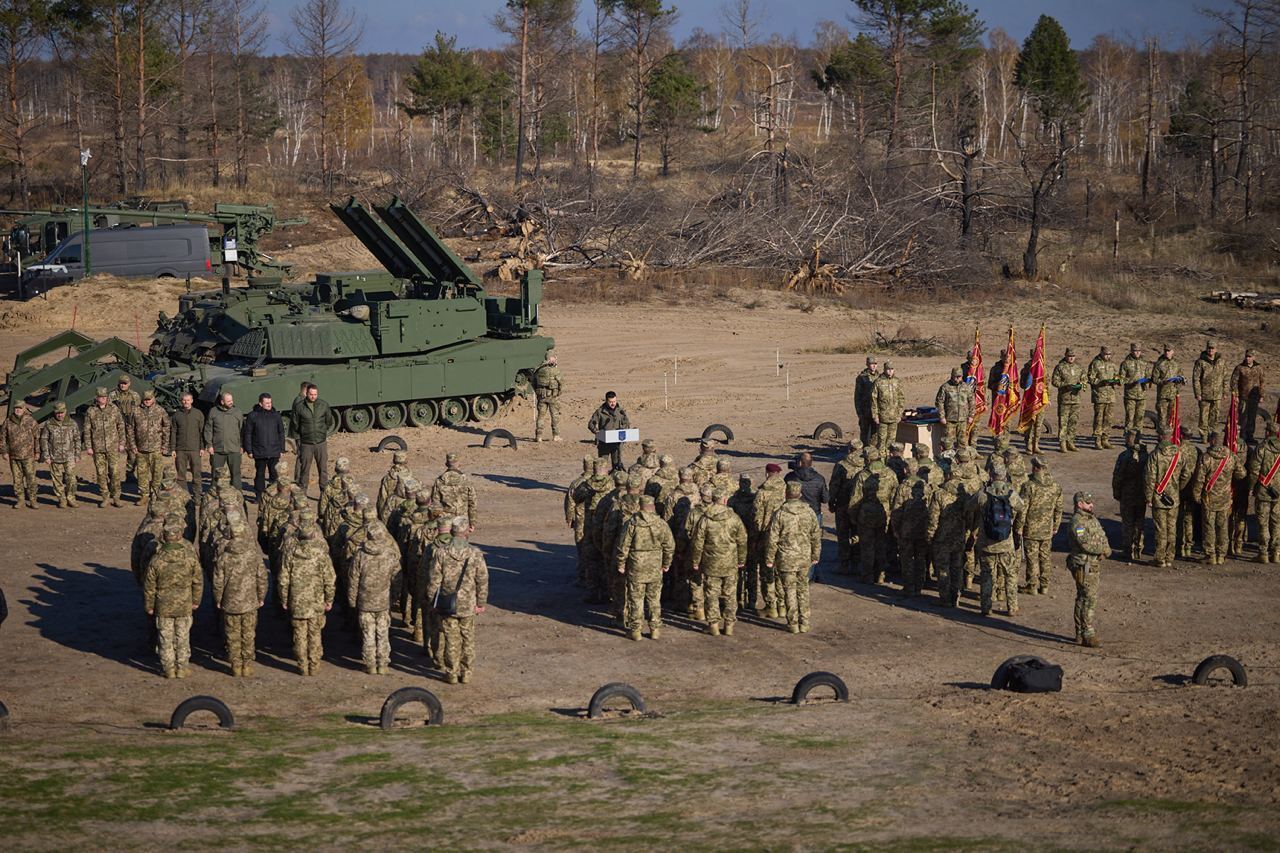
left=439, top=398, right=467, bottom=427
left=343, top=406, right=373, bottom=433
left=324, top=409, right=340, bottom=437
left=407, top=400, right=438, bottom=428
left=375, top=402, right=406, bottom=430
left=470, top=394, right=500, bottom=422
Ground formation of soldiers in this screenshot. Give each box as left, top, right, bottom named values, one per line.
left=130, top=450, right=489, bottom=682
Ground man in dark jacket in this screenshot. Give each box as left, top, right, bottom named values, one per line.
left=203, top=390, right=245, bottom=491
left=785, top=452, right=830, bottom=530
left=587, top=391, right=631, bottom=470
left=169, top=391, right=206, bottom=497
left=242, top=392, right=286, bottom=501
left=290, top=383, right=332, bottom=496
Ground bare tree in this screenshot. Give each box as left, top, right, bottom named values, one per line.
left=228, top=0, right=268, bottom=188
left=605, top=0, right=676, bottom=178
left=0, top=0, right=47, bottom=204
left=288, top=0, right=364, bottom=195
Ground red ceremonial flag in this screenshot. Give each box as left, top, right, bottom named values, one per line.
left=1171, top=394, right=1182, bottom=446
left=1226, top=392, right=1240, bottom=453
left=1017, top=325, right=1049, bottom=433
left=988, top=327, right=1019, bottom=436
left=966, top=328, right=986, bottom=442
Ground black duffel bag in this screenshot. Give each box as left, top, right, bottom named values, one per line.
left=1006, top=659, right=1063, bottom=693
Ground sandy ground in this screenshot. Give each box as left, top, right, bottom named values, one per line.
left=1, top=274, right=1278, bottom=845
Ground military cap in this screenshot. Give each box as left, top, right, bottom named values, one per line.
left=1245, top=348, right=1257, bottom=357
left=940, top=435, right=954, bottom=449
left=94, top=386, right=109, bottom=397
left=846, top=437, right=863, bottom=450
left=594, top=459, right=611, bottom=474
left=1030, top=455, right=1047, bottom=469
left=699, top=482, right=715, bottom=498
left=1002, top=448, right=1019, bottom=461
left=11, top=399, right=24, bottom=409
left=1156, top=427, right=1173, bottom=439
left=988, top=460, right=1007, bottom=479
left=445, top=452, right=459, bottom=465
left=863, top=447, right=881, bottom=461
left=160, top=468, right=177, bottom=485
left=1073, top=491, right=1093, bottom=505
left=612, top=470, right=629, bottom=485
left=659, top=454, right=674, bottom=465
left=141, top=389, right=155, bottom=401
left=785, top=481, right=803, bottom=498
left=902, top=457, right=918, bottom=472
left=956, top=447, right=974, bottom=462
left=53, top=401, right=67, bottom=413
left=679, top=466, right=695, bottom=480
left=297, top=508, right=316, bottom=522
left=118, top=376, right=131, bottom=385
left=361, top=506, right=378, bottom=520
left=882, top=360, right=894, bottom=370
left=223, top=509, right=244, bottom=526
left=765, top=462, right=782, bottom=473
left=582, top=456, right=594, bottom=468
left=393, top=450, right=408, bottom=464
left=401, top=476, right=420, bottom=492
left=641, top=438, right=656, bottom=450
left=1101, top=345, right=1112, bottom=355
left=146, top=502, right=165, bottom=518
left=627, top=474, right=645, bottom=490
left=889, top=442, right=903, bottom=453
left=335, top=456, right=350, bottom=472
left=1205, top=339, right=1217, bottom=349
left=354, top=494, right=371, bottom=507
left=450, top=516, right=469, bottom=534
left=639, top=495, right=656, bottom=509
left=1065, top=347, right=1075, bottom=357
left=716, top=458, right=731, bottom=472
left=712, top=487, right=729, bottom=501
left=161, top=526, right=183, bottom=542
left=866, top=356, right=878, bottom=366
left=913, top=442, right=931, bottom=457
left=1130, top=342, right=1141, bottom=352
left=436, top=516, right=453, bottom=529
left=950, top=367, right=963, bottom=378
left=415, top=491, right=432, bottom=505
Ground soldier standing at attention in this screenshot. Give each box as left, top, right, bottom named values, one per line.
left=1231, top=349, right=1265, bottom=444
left=1248, top=421, right=1280, bottom=563
left=532, top=352, right=563, bottom=442
left=1050, top=348, right=1085, bottom=452
left=1, top=399, right=39, bottom=508
left=967, top=460, right=1025, bottom=617
left=587, top=391, right=630, bottom=470
left=1144, top=429, right=1192, bottom=568
left=40, top=402, right=81, bottom=508
left=689, top=439, right=718, bottom=485
left=144, top=526, right=203, bottom=678
left=109, top=375, right=141, bottom=479
left=690, top=487, right=748, bottom=637
left=935, top=367, right=973, bottom=451
left=1113, top=432, right=1148, bottom=561
left=764, top=481, right=821, bottom=633
left=928, top=465, right=970, bottom=607
left=854, top=356, right=879, bottom=445
left=203, top=391, right=245, bottom=492
left=850, top=447, right=896, bottom=585
left=83, top=388, right=127, bottom=507
left=889, top=458, right=933, bottom=597
left=1193, top=432, right=1245, bottom=565
left=1175, top=430, right=1202, bottom=560
left=130, top=390, right=171, bottom=502
left=278, top=516, right=336, bottom=675
left=1151, top=343, right=1184, bottom=430
left=1087, top=345, right=1119, bottom=449
left=427, top=517, right=489, bottom=684
left=348, top=522, right=400, bottom=675
left=1068, top=492, right=1108, bottom=648
left=290, top=383, right=333, bottom=496
left=1119, top=343, right=1152, bottom=438
left=1018, top=456, right=1063, bottom=594
left=431, top=452, right=478, bottom=530
left=377, top=451, right=411, bottom=522
left=565, top=456, right=593, bottom=584
left=828, top=439, right=864, bottom=575
left=212, top=520, right=268, bottom=676
left=751, top=463, right=787, bottom=616
left=169, top=391, right=206, bottom=497
left=1020, top=355, right=1046, bottom=455
left=617, top=494, right=674, bottom=640
left=871, top=360, right=905, bottom=457
left=629, top=439, right=661, bottom=483
left=1192, top=340, right=1228, bottom=443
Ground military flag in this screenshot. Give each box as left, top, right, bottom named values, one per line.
left=988, top=327, right=1018, bottom=436
left=1017, top=325, right=1049, bottom=434
left=1171, top=394, right=1182, bottom=446
left=1226, top=392, right=1240, bottom=453
left=965, top=328, right=985, bottom=442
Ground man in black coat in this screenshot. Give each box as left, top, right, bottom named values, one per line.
left=785, top=451, right=830, bottom=530
left=242, top=392, right=286, bottom=501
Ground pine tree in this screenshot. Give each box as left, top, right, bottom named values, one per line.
left=645, top=52, right=705, bottom=176
left=1013, top=14, right=1085, bottom=126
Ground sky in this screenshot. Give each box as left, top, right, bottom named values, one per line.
left=263, top=0, right=1234, bottom=56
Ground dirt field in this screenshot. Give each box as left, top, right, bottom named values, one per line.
left=1, top=273, right=1278, bottom=849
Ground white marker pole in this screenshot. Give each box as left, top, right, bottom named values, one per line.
left=776, top=348, right=780, bottom=375
left=786, top=369, right=791, bottom=402
left=664, top=372, right=669, bottom=410
left=674, top=354, right=678, bottom=385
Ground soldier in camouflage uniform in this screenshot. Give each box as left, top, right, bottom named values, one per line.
left=602, top=476, right=644, bottom=620
left=681, top=482, right=715, bottom=618
left=426, top=517, right=489, bottom=683
left=691, top=487, right=748, bottom=636
left=150, top=469, right=194, bottom=538
left=1176, top=435, right=1202, bottom=560
left=1087, top=345, right=1120, bottom=449
left=764, top=481, right=821, bottom=633
left=144, top=526, right=203, bottom=677
left=1192, top=341, right=1228, bottom=443
left=587, top=469, right=628, bottom=604
left=1151, top=343, right=1184, bottom=431
left=574, top=460, right=615, bottom=603
left=1247, top=421, right=1280, bottom=563
left=1051, top=348, right=1085, bottom=452
left=885, top=442, right=908, bottom=483
left=278, top=517, right=336, bottom=675
left=751, top=463, right=787, bottom=616
left=913, top=443, right=943, bottom=487
left=967, top=460, right=1025, bottom=617
left=890, top=458, right=934, bottom=596
left=212, top=519, right=268, bottom=676
left=2, top=399, right=40, bottom=508
left=617, top=494, right=675, bottom=640
left=1118, top=343, right=1152, bottom=437
left=935, top=368, right=973, bottom=451
left=849, top=447, right=896, bottom=585
left=629, top=439, right=660, bottom=483
left=1231, top=348, right=1266, bottom=444
left=1002, top=446, right=1030, bottom=494
left=258, top=475, right=297, bottom=554
left=1112, top=432, right=1148, bottom=561
left=1143, top=429, right=1192, bottom=568
left=690, top=439, right=717, bottom=485
left=532, top=352, right=563, bottom=442
left=132, top=503, right=168, bottom=583
left=319, top=457, right=356, bottom=535
left=828, top=439, right=864, bottom=575
left=663, top=469, right=700, bottom=606
left=431, top=452, right=478, bottom=530
left=646, top=454, right=679, bottom=514
left=728, top=475, right=757, bottom=608
left=415, top=516, right=454, bottom=664
left=109, top=375, right=141, bottom=477
left=83, top=388, right=127, bottom=507
left=1018, top=456, right=1063, bottom=594
left=709, top=457, right=735, bottom=496
left=377, top=451, right=411, bottom=522
left=952, top=446, right=984, bottom=589
left=348, top=522, right=400, bottom=674
left=565, top=456, right=594, bottom=585
left=1068, top=491, right=1107, bottom=647
left=928, top=465, right=972, bottom=607
left=130, top=390, right=171, bottom=502
left=854, top=356, right=879, bottom=445
left=1019, top=355, right=1047, bottom=455
left=1193, top=432, right=1246, bottom=565
left=39, top=402, right=81, bottom=507
left=871, top=361, right=905, bottom=456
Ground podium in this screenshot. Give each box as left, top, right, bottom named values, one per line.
left=596, top=429, right=640, bottom=444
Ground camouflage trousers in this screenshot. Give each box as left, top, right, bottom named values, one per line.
left=1069, top=558, right=1100, bottom=639
left=291, top=615, right=325, bottom=675
left=438, top=615, right=475, bottom=677
left=1177, top=499, right=1200, bottom=558
left=420, top=608, right=442, bottom=667
left=873, top=421, right=896, bottom=456
left=777, top=570, right=810, bottom=629
left=1240, top=396, right=1261, bottom=444
left=582, top=543, right=606, bottom=600
left=1197, top=400, right=1220, bottom=440
left=1155, top=397, right=1177, bottom=433
left=858, top=520, right=888, bottom=584
left=358, top=610, right=391, bottom=673
left=978, top=551, right=1017, bottom=615
left=1057, top=404, right=1078, bottom=449
left=1151, top=506, right=1178, bottom=565
left=933, top=540, right=965, bottom=606
left=1202, top=508, right=1230, bottom=562
left=535, top=397, right=561, bottom=439
left=1023, top=538, right=1052, bottom=591
left=1024, top=415, right=1044, bottom=454
left=92, top=450, right=124, bottom=501
left=941, top=420, right=965, bottom=453
left=574, top=529, right=588, bottom=585
left=625, top=576, right=662, bottom=632
left=1091, top=402, right=1113, bottom=444
left=8, top=457, right=36, bottom=504
left=1257, top=500, right=1280, bottom=561
left=1120, top=503, right=1145, bottom=560
left=49, top=460, right=79, bottom=506
left=1123, top=398, right=1145, bottom=435
left=702, top=573, right=738, bottom=628
left=222, top=610, right=258, bottom=670
left=897, top=537, right=927, bottom=595
left=136, top=451, right=165, bottom=501
left=156, top=614, right=193, bottom=675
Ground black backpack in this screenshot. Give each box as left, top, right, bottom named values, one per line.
left=983, top=491, right=1013, bottom=542
left=1006, top=659, right=1063, bottom=693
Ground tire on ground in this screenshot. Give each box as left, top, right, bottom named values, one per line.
left=0, top=699, right=9, bottom=732
left=376, top=434, right=409, bottom=453
left=790, top=671, right=849, bottom=704
left=169, top=695, right=235, bottom=730
left=482, top=428, right=518, bottom=450
left=380, top=686, right=445, bottom=729
left=812, top=421, right=843, bottom=441
left=1191, top=654, right=1247, bottom=687
left=991, top=655, right=1048, bottom=690
left=700, top=423, right=734, bottom=444
left=588, top=682, right=646, bottom=719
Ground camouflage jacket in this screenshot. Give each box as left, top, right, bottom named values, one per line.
left=1087, top=356, right=1120, bottom=403
left=854, top=368, right=877, bottom=417
left=1231, top=361, right=1265, bottom=401
left=1118, top=355, right=1152, bottom=400
left=890, top=476, right=934, bottom=540
left=427, top=540, right=489, bottom=616
left=764, top=499, right=821, bottom=573
left=564, top=473, right=589, bottom=528
left=1018, top=472, right=1063, bottom=540
left=278, top=536, right=336, bottom=617
left=690, top=453, right=717, bottom=484
left=1051, top=360, right=1085, bottom=404
left=532, top=363, right=562, bottom=398
left=828, top=454, right=862, bottom=511
left=83, top=404, right=127, bottom=453
left=1193, top=446, right=1245, bottom=512
left=628, top=452, right=660, bottom=483
left=617, top=510, right=675, bottom=581
left=40, top=418, right=81, bottom=463
left=603, top=494, right=641, bottom=563
left=752, top=475, right=786, bottom=534
left=872, top=375, right=905, bottom=422
left=212, top=538, right=267, bottom=614
left=130, top=404, right=171, bottom=454
left=1003, top=453, right=1030, bottom=493
left=318, top=473, right=356, bottom=532
left=377, top=464, right=410, bottom=521
left=665, top=484, right=699, bottom=530
left=928, top=479, right=972, bottom=544
left=589, top=489, right=623, bottom=552
left=934, top=380, right=973, bottom=423
left=1150, top=355, right=1183, bottom=401
left=646, top=467, right=679, bottom=513
left=143, top=542, right=203, bottom=617
left=431, top=470, right=478, bottom=526
left=915, top=456, right=944, bottom=487
left=258, top=488, right=295, bottom=542
left=848, top=463, right=896, bottom=528
left=348, top=539, right=401, bottom=612
left=1112, top=446, right=1148, bottom=507
left=1143, top=442, right=1191, bottom=507
left=1192, top=353, right=1228, bottom=402
left=109, top=388, right=141, bottom=425
left=690, top=504, right=748, bottom=576
left=131, top=512, right=167, bottom=578
left=1067, top=510, right=1108, bottom=567
left=412, top=533, right=451, bottom=600
left=1178, top=444, right=1202, bottom=499
left=967, top=481, right=1025, bottom=554
left=1, top=411, right=39, bottom=459
left=1247, top=438, right=1280, bottom=500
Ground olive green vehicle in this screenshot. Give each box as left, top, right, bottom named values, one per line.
left=3, top=198, right=553, bottom=434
